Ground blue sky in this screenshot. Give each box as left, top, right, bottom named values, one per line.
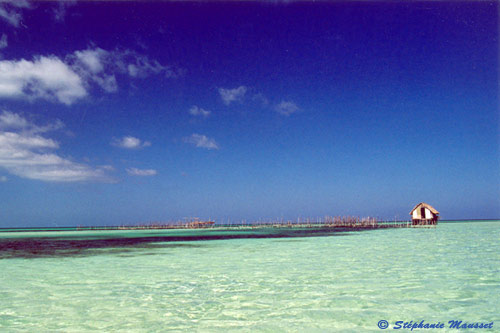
left=0, top=1, right=498, bottom=227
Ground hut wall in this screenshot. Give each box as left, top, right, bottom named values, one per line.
left=412, top=210, right=419, bottom=219
left=425, top=208, right=433, bottom=219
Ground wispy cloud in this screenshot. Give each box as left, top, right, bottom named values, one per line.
left=183, top=133, right=219, bottom=150
left=126, top=167, right=157, bottom=176
left=0, top=111, right=28, bottom=129
left=0, top=56, right=87, bottom=105
left=0, top=1, right=31, bottom=28
left=52, top=0, right=76, bottom=23
left=111, top=136, right=151, bottom=149
left=275, top=101, right=299, bottom=116
left=72, top=47, right=118, bottom=93
left=0, top=34, right=7, bottom=49
left=188, top=105, right=211, bottom=117
left=71, top=46, right=182, bottom=81
left=70, top=46, right=183, bottom=94
left=0, top=111, right=113, bottom=182
left=252, top=93, right=269, bottom=107
left=0, top=175, right=6, bottom=182
left=0, top=7, right=21, bottom=27
left=0, top=110, right=64, bottom=134
left=125, top=53, right=175, bottom=78
left=218, top=86, right=247, bottom=105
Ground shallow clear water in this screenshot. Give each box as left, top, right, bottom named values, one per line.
left=1, top=221, right=499, bottom=332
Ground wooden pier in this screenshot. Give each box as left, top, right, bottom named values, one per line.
left=76, top=216, right=436, bottom=231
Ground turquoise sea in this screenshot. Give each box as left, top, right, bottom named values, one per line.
left=0, top=221, right=499, bottom=332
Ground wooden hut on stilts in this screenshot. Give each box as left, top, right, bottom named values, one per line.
left=410, top=202, right=440, bottom=225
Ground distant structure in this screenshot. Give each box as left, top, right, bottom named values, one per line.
left=410, top=202, right=440, bottom=225
left=187, top=220, right=215, bottom=228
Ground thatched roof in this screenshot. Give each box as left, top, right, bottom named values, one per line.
left=409, top=202, right=439, bottom=215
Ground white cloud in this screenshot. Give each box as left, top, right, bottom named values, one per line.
left=0, top=56, right=87, bottom=105
left=183, top=133, right=219, bottom=150
left=0, top=34, right=7, bottom=49
left=72, top=47, right=118, bottom=93
left=0, top=46, right=178, bottom=105
left=0, top=111, right=113, bottom=182
left=189, top=105, right=211, bottom=117
left=0, top=175, right=7, bottom=182
left=74, top=48, right=107, bottom=74
left=0, top=131, right=58, bottom=150
left=275, top=101, right=299, bottom=116
left=126, top=167, right=157, bottom=176
left=218, top=86, right=247, bottom=105
left=0, top=0, right=31, bottom=27
left=111, top=136, right=151, bottom=149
